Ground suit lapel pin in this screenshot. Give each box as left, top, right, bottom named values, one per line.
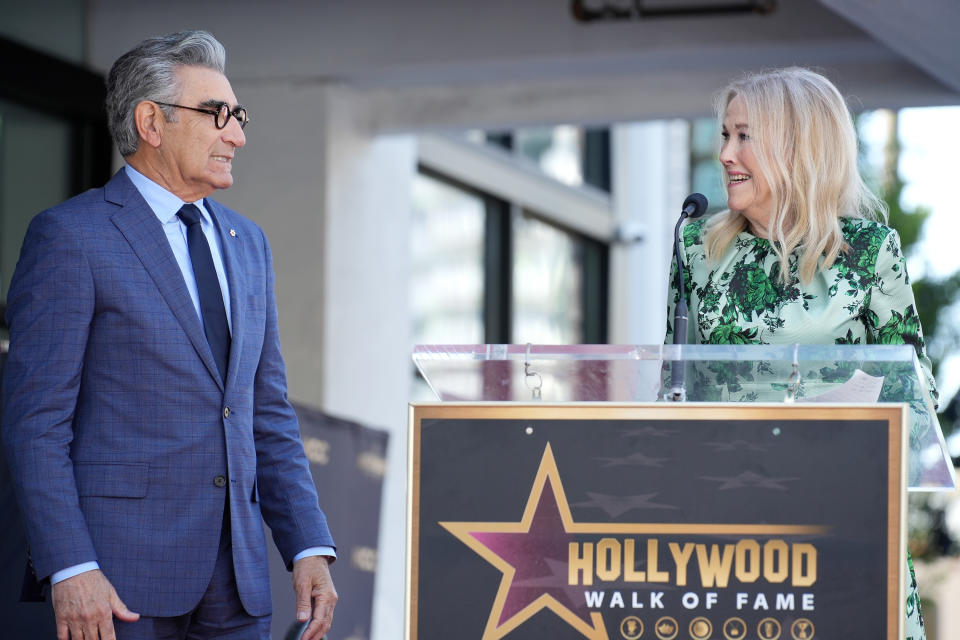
left=230, top=229, right=237, bottom=237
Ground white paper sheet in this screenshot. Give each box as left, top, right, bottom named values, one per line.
left=801, top=369, right=885, bottom=403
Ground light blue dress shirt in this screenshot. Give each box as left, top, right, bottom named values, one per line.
left=126, top=165, right=233, bottom=334
left=50, top=166, right=333, bottom=586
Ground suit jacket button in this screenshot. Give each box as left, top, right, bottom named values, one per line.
left=214, top=475, right=227, bottom=488
left=223, top=406, right=231, bottom=419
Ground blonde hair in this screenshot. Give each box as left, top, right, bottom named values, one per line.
left=704, top=67, right=887, bottom=284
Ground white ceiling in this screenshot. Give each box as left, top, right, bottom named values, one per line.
left=86, top=0, right=960, bottom=130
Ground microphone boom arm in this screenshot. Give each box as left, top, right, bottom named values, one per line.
left=666, top=193, right=707, bottom=402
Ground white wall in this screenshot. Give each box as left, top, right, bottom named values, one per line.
left=214, top=81, right=332, bottom=400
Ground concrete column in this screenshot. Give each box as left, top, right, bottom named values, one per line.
left=320, top=89, right=417, bottom=640
left=609, top=120, right=690, bottom=346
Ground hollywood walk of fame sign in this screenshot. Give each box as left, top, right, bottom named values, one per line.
left=407, top=403, right=906, bottom=640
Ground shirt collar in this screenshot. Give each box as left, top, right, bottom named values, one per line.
left=124, top=164, right=212, bottom=226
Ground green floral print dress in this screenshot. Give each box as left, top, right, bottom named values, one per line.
left=665, top=215, right=931, bottom=639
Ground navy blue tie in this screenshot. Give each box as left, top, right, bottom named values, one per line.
left=177, top=204, right=230, bottom=383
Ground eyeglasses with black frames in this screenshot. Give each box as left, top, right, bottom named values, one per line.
left=154, top=101, right=250, bottom=130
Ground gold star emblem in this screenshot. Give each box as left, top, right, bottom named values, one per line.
left=440, top=444, right=607, bottom=640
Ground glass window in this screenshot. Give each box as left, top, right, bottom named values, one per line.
left=0, top=98, right=73, bottom=304
left=462, top=129, right=486, bottom=145
left=512, top=211, right=584, bottom=344
left=515, top=126, right=585, bottom=187
left=0, top=0, right=85, bottom=64
left=461, top=125, right=610, bottom=191
left=690, top=118, right=726, bottom=213
left=410, top=173, right=485, bottom=346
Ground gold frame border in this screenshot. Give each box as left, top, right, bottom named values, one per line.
left=405, top=402, right=907, bottom=640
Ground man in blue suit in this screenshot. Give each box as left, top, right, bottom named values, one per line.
left=2, top=31, right=336, bottom=640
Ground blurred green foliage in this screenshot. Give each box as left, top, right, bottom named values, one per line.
left=886, top=176, right=960, bottom=386
left=869, top=110, right=960, bottom=566
left=861, top=111, right=960, bottom=416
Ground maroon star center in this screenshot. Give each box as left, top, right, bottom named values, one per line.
left=469, top=478, right=590, bottom=626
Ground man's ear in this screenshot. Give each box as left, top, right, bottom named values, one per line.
left=134, top=101, right=165, bottom=149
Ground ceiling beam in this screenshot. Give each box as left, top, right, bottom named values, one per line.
left=819, top=0, right=960, bottom=94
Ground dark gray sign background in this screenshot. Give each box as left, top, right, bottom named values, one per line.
left=413, top=410, right=899, bottom=639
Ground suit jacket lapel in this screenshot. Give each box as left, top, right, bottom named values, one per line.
left=206, top=198, right=246, bottom=391
left=106, top=171, right=225, bottom=391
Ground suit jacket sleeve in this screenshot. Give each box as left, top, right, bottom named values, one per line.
left=1, top=210, right=99, bottom=580
left=249, top=228, right=334, bottom=568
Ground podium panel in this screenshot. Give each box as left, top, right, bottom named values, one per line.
left=407, top=403, right=905, bottom=640
left=412, top=344, right=955, bottom=490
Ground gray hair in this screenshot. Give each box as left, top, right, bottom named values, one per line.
left=106, top=30, right=226, bottom=156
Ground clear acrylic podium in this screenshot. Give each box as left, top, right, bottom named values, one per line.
left=413, top=343, right=955, bottom=491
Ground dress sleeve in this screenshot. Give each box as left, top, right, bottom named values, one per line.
left=863, top=228, right=939, bottom=409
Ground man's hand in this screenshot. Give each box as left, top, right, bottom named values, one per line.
left=51, top=569, right=139, bottom=640
left=292, top=555, right=338, bottom=640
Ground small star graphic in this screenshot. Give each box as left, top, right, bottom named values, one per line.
left=699, top=470, right=799, bottom=490
left=621, top=425, right=675, bottom=438
left=570, top=492, right=678, bottom=518
left=593, top=451, right=670, bottom=467
left=702, top=439, right=769, bottom=453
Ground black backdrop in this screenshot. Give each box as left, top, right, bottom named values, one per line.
left=270, top=404, right=389, bottom=640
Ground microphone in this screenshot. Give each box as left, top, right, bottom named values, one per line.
left=681, top=193, right=708, bottom=220
left=668, top=193, right=708, bottom=401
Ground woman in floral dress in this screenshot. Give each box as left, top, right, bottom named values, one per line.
left=665, top=67, right=932, bottom=639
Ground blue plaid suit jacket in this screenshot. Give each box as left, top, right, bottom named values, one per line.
left=1, top=169, right=334, bottom=617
